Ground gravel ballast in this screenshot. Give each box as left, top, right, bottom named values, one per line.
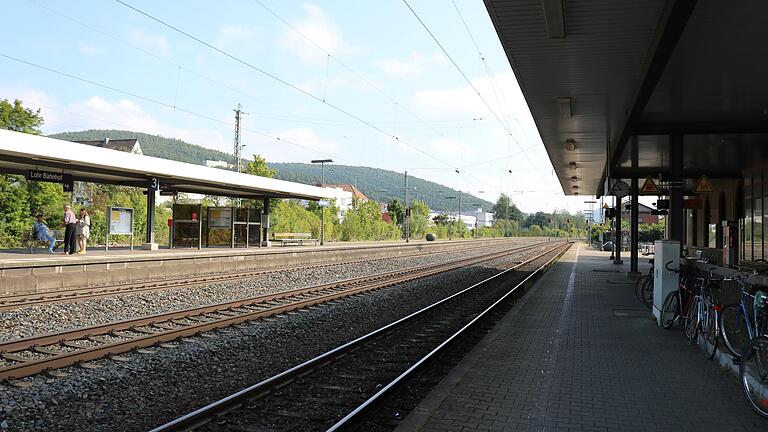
left=0, top=242, right=557, bottom=432
left=0, top=241, right=539, bottom=342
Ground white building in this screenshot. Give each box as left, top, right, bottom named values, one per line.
left=459, top=211, right=495, bottom=227
left=204, top=159, right=234, bottom=169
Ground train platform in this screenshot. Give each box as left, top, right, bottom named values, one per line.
left=0, top=237, right=530, bottom=296
left=398, top=243, right=766, bottom=431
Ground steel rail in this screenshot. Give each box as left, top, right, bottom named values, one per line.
left=147, top=242, right=569, bottom=432
left=327, top=242, right=569, bottom=431
left=0, top=241, right=508, bottom=311
left=0, top=241, right=555, bottom=381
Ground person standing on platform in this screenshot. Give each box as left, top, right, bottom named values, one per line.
left=76, top=208, right=90, bottom=254
left=62, top=205, right=77, bottom=255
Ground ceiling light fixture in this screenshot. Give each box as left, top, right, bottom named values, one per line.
left=541, top=0, right=566, bottom=39
left=565, top=138, right=576, bottom=151
left=570, top=176, right=578, bottom=182
left=568, top=162, right=577, bottom=170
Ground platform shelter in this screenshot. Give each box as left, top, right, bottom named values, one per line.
left=0, top=129, right=330, bottom=249
left=484, top=0, right=768, bottom=273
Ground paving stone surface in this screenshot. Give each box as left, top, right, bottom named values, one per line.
left=398, top=243, right=767, bottom=432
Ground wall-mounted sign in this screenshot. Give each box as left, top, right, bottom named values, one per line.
left=694, top=175, right=714, bottom=193
left=26, top=169, right=73, bottom=192
left=108, top=207, right=134, bottom=235
left=208, top=207, right=232, bottom=227
left=640, top=177, right=660, bottom=194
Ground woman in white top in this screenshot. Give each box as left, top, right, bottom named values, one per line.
left=75, top=208, right=91, bottom=254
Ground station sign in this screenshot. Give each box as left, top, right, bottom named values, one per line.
left=26, top=169, right=74, bottom=192
left=318, top=200, right=330, bottom=207
left=159, top=189, right=178, bottom=196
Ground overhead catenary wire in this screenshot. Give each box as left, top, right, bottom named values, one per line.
left=249, top=0, right=450, bottom=139
left=25, top=0, right=298, bottom=118
left=0, top=52, right=354, bottom=164
left=403, top=0, right=559, bottom=192
left=114, top=0, right=456, bottom=171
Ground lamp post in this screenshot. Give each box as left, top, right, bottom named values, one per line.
left=311, top=159, right=333, bottom=245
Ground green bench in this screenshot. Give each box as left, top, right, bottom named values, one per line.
left=272, top=232, right=319, bottom=246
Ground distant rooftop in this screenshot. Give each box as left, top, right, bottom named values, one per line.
left=323, top=184, right=369, bottom=201
left=75, top=138, right=142, bottom=155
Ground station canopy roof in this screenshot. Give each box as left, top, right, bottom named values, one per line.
left=0, top=129, right=331, bottom=200
left=484, top=0, right=768, bottom=196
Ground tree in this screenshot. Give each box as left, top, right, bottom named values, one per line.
left=492, top=193, right=524, bottom=226
left=243, top=154, right=278, bottom=212
left=245, top=154, right=277, bottom=178
left=0, top=99, right=44, bottom=134
left=0, top=100, right=69, bottom=247
left=408, top=199, right=430, bottom=238
left=387, top=199, right=404, bottom=226
left=432, top=212, right=449, bottom=225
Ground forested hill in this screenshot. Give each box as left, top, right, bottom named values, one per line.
left=270, top=163, right=493, bottom=213
left=50, top=129, right=231, bottom=165
left=48, top=129, right=492, bottom=212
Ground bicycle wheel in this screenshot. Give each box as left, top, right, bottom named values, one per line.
left=721, top=304, right=749, bottom=358
left=702, top=306, right=719, bottom=359
left=641, top=276, right=654, bottom=309
left=635, top=275, right=648, bottom=304
left=684, top=296, right=700, bottom=341
left=740, top=336, right=768, bottom=418
left=661, top=291, right=679, bottom=329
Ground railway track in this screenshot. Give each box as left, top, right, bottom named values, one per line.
left=0, top=240, right=519, bottom=311
left=0, top=241, right=556, bottom=382
left=149, top=241, right=570, bottom=432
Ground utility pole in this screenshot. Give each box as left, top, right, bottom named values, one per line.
left=233, top=103, right=248, bottom=173
left=404, top=171, right=409, bottom=243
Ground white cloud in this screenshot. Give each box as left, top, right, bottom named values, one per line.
left=126, top=30, right=171, bottom=57
left=279, top=3, right=352, bottom=63
left=410, top=71, right=527, bottom=119
left=375, top=51, right=447, bottom=78
left=0, top=91, right=229, bottom=153
left=77, top=42, right=101, bottom=55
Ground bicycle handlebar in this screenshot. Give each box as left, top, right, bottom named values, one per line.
left=665, top=260, right=679, bottom=273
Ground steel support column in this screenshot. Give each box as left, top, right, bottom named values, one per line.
left=614, top=196, right=623, bottom=264
left=262, top=198, right=270, bottom=247
left=630, top=139, right=640, bottom=275
left=669, top=134, right=685, bottom=243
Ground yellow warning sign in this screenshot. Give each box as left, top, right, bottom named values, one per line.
left=640, top=176, right=660, bottom=194
left=694, top=175, right=714, bottom=193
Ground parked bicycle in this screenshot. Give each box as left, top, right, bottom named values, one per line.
left=634, top=252, right=654, bottom=309
left=720, top=275, right=767, bottom=358
left=686, top=270, right=724, bottom=359
left=660, top=261, right=695, bottom=330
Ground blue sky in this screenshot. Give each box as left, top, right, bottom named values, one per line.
left=0, top=0, right=592, bottom=213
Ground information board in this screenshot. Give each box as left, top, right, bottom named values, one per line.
left=208, top=207, right=232, bottom=228
left=109, top=207, right=134, bottom=235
